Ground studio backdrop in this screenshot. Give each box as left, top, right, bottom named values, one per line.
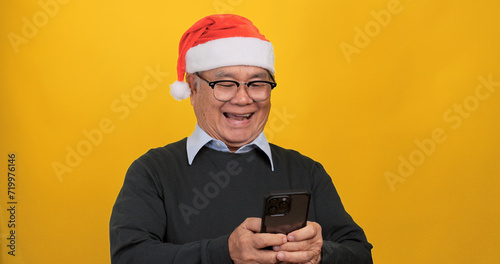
left=1, top=1, right=499, bottom=263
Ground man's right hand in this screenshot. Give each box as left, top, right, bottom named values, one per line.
left=229, top=217, right=287, bottom=264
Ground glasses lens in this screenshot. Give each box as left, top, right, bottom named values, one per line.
left=214, top=81, right=238, bottom=101
left=247, top=82, right=272, bottom=101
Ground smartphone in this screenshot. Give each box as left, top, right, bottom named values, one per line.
left=260, top=190, right=311, bottom=234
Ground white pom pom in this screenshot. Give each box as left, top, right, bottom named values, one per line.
left=170, top=81, right=191, bottom=100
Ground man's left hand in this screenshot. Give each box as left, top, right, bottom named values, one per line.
left=273, top=221, right=323, bottom=264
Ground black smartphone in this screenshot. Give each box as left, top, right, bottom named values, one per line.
left=260, top=190, right=311, bottom=234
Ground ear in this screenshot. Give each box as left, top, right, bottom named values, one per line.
left=186, top=73, right=197, bottom=106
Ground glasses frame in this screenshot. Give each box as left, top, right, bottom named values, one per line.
left=195, top=72, right=277, bottom=102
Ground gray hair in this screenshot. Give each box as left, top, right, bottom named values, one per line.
left=193, top=73, right=201, bottom=91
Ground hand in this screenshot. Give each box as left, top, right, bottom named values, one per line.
left=273, top=221, right=323, bottom=264
left=229, top=217, right=287, bottom=264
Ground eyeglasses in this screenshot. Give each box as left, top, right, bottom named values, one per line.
left=195, top=72, right=277, bottom=102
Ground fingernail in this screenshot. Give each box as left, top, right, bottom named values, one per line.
left=277, top=252, right=285, bottom=260
left=282, top=236, right=288, bottom=243
left=287, top=235, right=295, bottom=241
left=273, top=246, right=280, bottom=251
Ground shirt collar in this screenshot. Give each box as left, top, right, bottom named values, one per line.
left=187, top=124, right=274, bottom=171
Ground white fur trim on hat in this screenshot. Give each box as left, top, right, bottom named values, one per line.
left=170, top=81, right=191, bottom=101
left=185, top=37, right=275, bottom=74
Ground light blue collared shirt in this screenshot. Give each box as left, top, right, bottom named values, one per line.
left=186, top=124, right=274, bottom=171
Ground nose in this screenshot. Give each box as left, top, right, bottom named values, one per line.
left=230, top=85, right=253, bottom=105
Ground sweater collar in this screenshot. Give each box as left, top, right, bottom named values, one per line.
left=187, top=124, right=274, bottom=171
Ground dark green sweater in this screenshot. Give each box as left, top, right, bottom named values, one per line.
left=110, top=138, right=372, bottom=263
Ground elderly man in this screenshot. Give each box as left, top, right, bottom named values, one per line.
left=110, top=14, right=372, bottom=263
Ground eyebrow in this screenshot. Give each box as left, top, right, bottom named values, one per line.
left=214, top=70, right=269, bottom=80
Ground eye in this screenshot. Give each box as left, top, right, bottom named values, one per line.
left=249, top=82, right=268, bottom=88
left=216, top=81, right=237, bottom=88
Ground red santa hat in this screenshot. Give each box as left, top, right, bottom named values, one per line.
left=170, top=14, right=275, bottom=100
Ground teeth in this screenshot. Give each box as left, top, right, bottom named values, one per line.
left=224, top=113, right=252, bottom=120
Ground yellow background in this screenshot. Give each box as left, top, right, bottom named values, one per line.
left=1, top=0, right=499, bottom=263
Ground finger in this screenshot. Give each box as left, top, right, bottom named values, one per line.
left=240, top=217, right=263, bottom=233
left=287, top=221, right=321, bottom=242
left=274, top=240, right=309, bottom=252
left=233, top=247, right=280, bottom=264
left=276, top=250, right=318, bottom=263
left=253, top=233, right=287, bottom=249
left=256, top=249, right=281, bottom=264
left=230, top=239, right=282, bottom=263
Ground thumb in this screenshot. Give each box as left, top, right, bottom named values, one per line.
left=241, top=217, right=262, bottom=233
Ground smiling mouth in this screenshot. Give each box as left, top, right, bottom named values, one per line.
left=224, top=112, right=253, bottom=121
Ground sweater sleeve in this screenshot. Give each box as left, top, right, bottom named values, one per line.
left=309, top=162, right=373, bottom=263
left=109, top=158, right=233, bottom=264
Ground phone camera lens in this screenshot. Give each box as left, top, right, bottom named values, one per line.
left=278, top=200, right=288, bottom=213
left=268, top=206, right=278, bottom=215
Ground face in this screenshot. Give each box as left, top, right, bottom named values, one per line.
left=187, top=65, right=273, bottom=152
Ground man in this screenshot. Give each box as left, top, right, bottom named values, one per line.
left=110, top=14, right=372, bottom=263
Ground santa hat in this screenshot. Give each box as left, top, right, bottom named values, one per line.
left=170, top=14, right=275, bottom=100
